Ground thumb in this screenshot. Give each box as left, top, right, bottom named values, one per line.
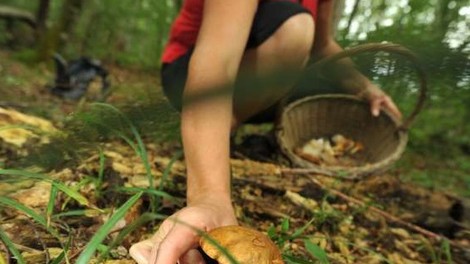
left=130, top=239, right=157, bottom=264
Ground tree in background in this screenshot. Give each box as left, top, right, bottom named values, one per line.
left=35, top=0, right=51, bottom=40
left=37, top=0, right=83, bottom=61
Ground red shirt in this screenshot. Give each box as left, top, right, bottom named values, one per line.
left=162, top=0, right=320, bottom=63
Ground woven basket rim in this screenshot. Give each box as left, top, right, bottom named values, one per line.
left=275, top=94, right=408, bottom=179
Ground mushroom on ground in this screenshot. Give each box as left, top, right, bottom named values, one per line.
left=199, top=225, right=284, bottom=264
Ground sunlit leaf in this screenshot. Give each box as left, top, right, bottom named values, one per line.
left=304, top=239, right=329, bottom=264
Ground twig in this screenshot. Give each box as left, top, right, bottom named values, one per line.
left=281, top=167, right=359, bottom=180
left=0, top=102, right=28, bottom=109
left=306, top=177, right=466, bottom=249
left=233, top=177, right=290, bottom=194
left=68, top=245, right=86, bottom=262
left=31, top=219, right=50, bottom=264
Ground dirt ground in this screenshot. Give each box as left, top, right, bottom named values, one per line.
left=0, top=50, right=469, bottom=263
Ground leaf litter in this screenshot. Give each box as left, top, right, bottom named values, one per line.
left=0, top=56, right=469, bottom=263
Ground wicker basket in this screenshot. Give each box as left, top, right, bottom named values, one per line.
left=276, top=43, right=427, bottom=179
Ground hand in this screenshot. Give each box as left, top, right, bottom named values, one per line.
left=359, top=84, right=402, bottom=119
left=129, top=197, right=237, bottom=264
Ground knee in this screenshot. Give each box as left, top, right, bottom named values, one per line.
left=272, top=13, right=315, bottom=67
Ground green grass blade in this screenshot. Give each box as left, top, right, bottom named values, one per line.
left=281, top=218, right=290, bottom=232
left=291, top=217, right=315, bottom=239
left=54, top=228, right=74, bottom=264
left=304, top=239, right=329, bottom=264
left=75, top=192, right=143, bottom=264
left=159, top=150, right=183, bottom=192
left=442, top=239, right=453, bottom=264
left=0, top=196, right=61, bottom=240
left=117, top=187, right=181, bottom=205
left=133, top=126, right=153, bottom=186
left=0, top=226, right=26, bottom=264
left=97, top=148, right=106, bottom=189
left=51, top=181, right=90, bottom=207
left=0, top=196, right=47, bottom=227
left=98, top=212, right=167, bottom=261
left=0, top=169, right=91, bottom=207
left=46, top=183, right=59, bottom=227
left=0, top=169, right=49, bottom=181
left=283, top=254, right=314, bottom=264
left=52, top=209, right=95, bottom=219
left=49, top=250, right=66, bottom=264
left=90, top=103, right=154, bottom=187
left=88, top=103, right=160, bottom=215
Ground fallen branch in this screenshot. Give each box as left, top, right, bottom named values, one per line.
left=281, top=167, right=359, bottom=180
left=0, top=5, right=36, bottom=28
left=306, top=176, right=466, bottom=249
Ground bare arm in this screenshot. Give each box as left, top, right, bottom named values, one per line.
left=312, top=0, right=401, bottom=118
left=183, top=0, right=257, bottom=204
left=130, top=1, right=258, bottom=264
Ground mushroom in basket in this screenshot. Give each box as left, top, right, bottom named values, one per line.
left=199, top=225, right=284, bottom=264
left=294, top=134, right=364, bottom=167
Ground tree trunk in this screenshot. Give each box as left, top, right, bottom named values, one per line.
left=331, top=0, right=345, bottom=38
left=37, top=0, right=84, bottom=61
left=35, top=0, right=51, bottom=39
left=343, top=0, right=359, bottom=39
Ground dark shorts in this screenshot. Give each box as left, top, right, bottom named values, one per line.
left=161, top=1, right=337, bottom=122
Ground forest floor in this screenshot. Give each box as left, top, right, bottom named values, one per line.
left=0, top=50, right=470, bottom=264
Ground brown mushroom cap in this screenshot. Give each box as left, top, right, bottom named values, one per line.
left=199, top=225, right=284, bottom=264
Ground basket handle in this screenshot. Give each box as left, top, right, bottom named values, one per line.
left=309, top=42, right=427, bottom=130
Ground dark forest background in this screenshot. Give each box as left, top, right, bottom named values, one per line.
left=1, top=0, right=469, bottom=195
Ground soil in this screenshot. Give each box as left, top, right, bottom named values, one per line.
left=0, top=50, right=469, bottom=263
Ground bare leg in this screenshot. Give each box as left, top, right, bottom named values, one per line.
left=232, top=13, right=315, bottom=127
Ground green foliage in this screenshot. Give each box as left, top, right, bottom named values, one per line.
left=75, top=192, right=143, bottom=264
left=268, top=217, right=330, bottom=263
left=439, top=239, right=453, bottom=264
left=0, top=0, right=469, bottom=261
left=90, top=103, right=154, bottom=188
left=0, top=107, right=182, bottom=262
left=0, top=195, right=47, bottom=225
left=46, top=183, right=59, bottom=227
left=338, top=1, right=470, bottom=148
left=17, top=99, right=179, bottom=170
left=11, top=48, right=39, bottom=64
left=0, top=169, right=91, bottom=207
left=0, top=226, right=26, bottom=264
left=97, top=212, right=166, bottom=262
left=1, top=0, right=179, bottom=67
left=95, top=148, right=106, bottom=196
left=117, top=187, right=182, bottom=206
left=304, top=239, right=329, bottom=264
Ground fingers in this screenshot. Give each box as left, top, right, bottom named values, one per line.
left=180, top=249, right=205, bottom=264
left=370, top=95, right=402, bottom=119
left=130, top=219, right=172, bottom=264
left=371, top=96, right=382, bottom=117
left=130, top=204, right=235, bottom=264
left=152, top=220, right=201, bottom=264
left=383, top=97, right=402, bottom=119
